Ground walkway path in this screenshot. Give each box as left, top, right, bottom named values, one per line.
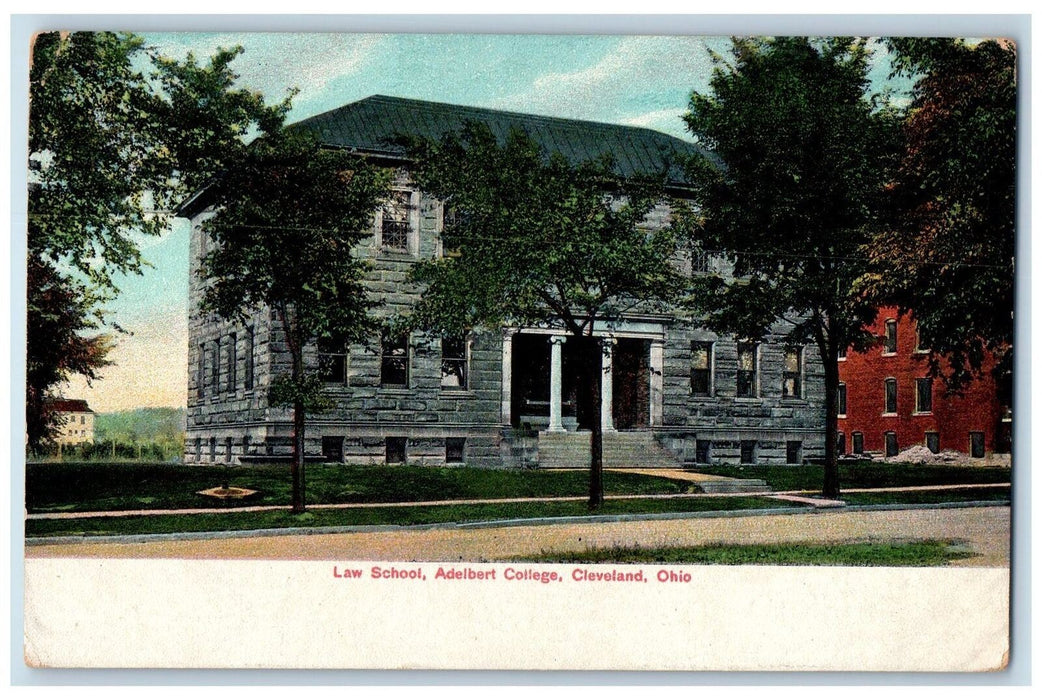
left=25, top=481, right=1009, bottom=521
left=26, top=505, right=1010, bottom=567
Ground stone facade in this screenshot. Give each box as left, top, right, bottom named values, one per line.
left=182, top=96, right=827, bottom=468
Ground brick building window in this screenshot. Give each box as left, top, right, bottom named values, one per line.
left=970, top=432, right=986, bottom=459
left=852, top=432, right=864, bottom=455
left=380, top=190, right=412, bottom=251
left=837, top=432, right=846, bottom=455
left=884, top=431, right=898, bottom=457
left=782, top=347, right=802, bottom=399
left=319, top=339, right=348, bottom=385
left=736, top=342, right=758, bottom=398
left=695, top=440, right=711, bottom=465
left=244, top=326, right=254, bottom=390
left=786, top=441, right=802, bottom=465
left=441, top=336, right=469, bottom=389
left=386, top=437, right=407, bottom=465
left=446, top=438, right=466, bottom=464
left=883, top=319, right=898, bottom=354
left=740, top=440, right=757, bottom=464
left=837, top=346, right=847, bottom=361
left=381, top=333, right=409, bottom=387
left=915, top=378, right=933, bottom=414
left=884, top=378, right=898, bottom=414
left=925, top=432, right=940, bottom=454
left=837, top=383, right=847, bottom=416
left=690, top=341, right=713, bottom=396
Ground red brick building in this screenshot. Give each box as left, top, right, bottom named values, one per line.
left=837, top=308, right=1010, bottom=460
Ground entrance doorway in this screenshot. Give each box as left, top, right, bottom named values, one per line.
left=613, top=338, right=650, bottom=430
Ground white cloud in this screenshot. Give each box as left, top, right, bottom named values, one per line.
left=491, top=36, right=720, bottom=129
left=146, top=32, right=384, bottom=106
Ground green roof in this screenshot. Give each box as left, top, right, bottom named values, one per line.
left=292, top=94, right=704, bottom=187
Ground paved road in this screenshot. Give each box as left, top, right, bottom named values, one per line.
left=26, top=505, right=1010, bottom=567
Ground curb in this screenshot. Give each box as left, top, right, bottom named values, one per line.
left=24, top=500, right=1010, bottom=547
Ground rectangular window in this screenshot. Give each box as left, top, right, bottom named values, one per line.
left=319, top=339, right=348, bottom=385
left=691, top=246, right=710, bottom=275
left=884, top=319, right=898, bottom=354
left=211, top=340, right=220, bottom=391
left=852, top=432, right=864, bottom=455
left=446, top=437, right=466, bottom=464
left=198, top=343, right=206, bottom=399
left=441, top=336, right=469, bottom=389
left=914, top=327, right=928, bottom=353
left=970, top=432, right=986, bottom=459
left=194, top=437, right=202, bottom=461
left=837, top=383, right=847, bottom=416
left=244, top=326, right=254, bottom=390
left=837, top=432, right=846, bottom=455
left=386, top=437, right=407, bottom=465
left=380, top=190, right=412, bottom=250
left=838, top=346, right=847, bottom=361
left=209, top=437, right=217, bottom=462
left=381, top=333, right=409, bottom=387
left=227, top=333, right=237, bottom=392
left=925, top=432, right=940, bottom=454
left=885, top=431, right=899, bottom=457
left=786, top=441, right=802, bottom=465
left=736, top=342, right=758, bottom=398
left=782, top=347, right=802, bottom=399
left=740, top=440, right=757, bottom=464
left=884, top=378, right=898, bottom=414
left=322, top=436, right=344, bottom=463
left=695, top=440, right=711, bottom=465
left=225, top=436, right=233, bottom=463
left=690, top=341, right=713, bottom=396
left=242, top=435, right=251, bottom=459
left=915, top=378, right=933, bottom=413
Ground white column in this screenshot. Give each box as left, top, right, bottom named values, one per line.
left=601, top=338, right=616, bottom=432
left=548, top=335, right=567, bottom=432
left=501, top=329, right=514, bottom=425
left=649, top=339, right=664, bottom=427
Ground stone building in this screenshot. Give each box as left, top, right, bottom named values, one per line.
left=180, top=95, right=826, bottom=468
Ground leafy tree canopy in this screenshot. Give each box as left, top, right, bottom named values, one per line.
left=200, top=127, right=393, bottom=511
left=864, top=37, right=1015, bottom=395
left=404, top=122, right=685, bottom=337
left=682, top=37, right=901, bottom=496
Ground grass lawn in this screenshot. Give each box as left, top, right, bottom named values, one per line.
left=25, top=462, right=696, bottom=514
left=520, top=540, right=976, bottom=566
left=839, top=486, right=1011, bottom=507
left=693, top=461, right=1011, bottom=492
left=25, top=495, right=791, bottom=538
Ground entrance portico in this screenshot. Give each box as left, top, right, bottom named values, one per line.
left=502, top=320, right=666, bottom=432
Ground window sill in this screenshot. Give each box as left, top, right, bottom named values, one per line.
left=689, top=393, right=715, bottom=400
left=379, top=386, right=412, bottom=394
left=441, top=389, right=476, bottom=398
left=881, top=352, right=897, bottom=358
left=837, top=414, right=848, bottom=419
left=912, top=411, right=933, bottom=416
left=882, top=412, right=898, bottom=418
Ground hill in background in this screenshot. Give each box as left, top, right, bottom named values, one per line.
left=95, top=407, right=186, bottom=445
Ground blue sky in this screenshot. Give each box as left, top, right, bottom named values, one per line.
left=62, top=33, right=905, bottom=411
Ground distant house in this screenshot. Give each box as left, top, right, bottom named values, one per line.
left=837, top=308, right=1010, bottom=462
left=46, top=399, right=95, bottom=445
left=179, top=95, right=828, bottom=468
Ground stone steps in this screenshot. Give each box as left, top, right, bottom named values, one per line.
left=537, top=430, right=681, bottom=469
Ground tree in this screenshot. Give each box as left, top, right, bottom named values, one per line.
left=27, top=31, right=287, bottom=448
left=199, top=128, right=392, bottom=513
left=682, top=37, right=900, bottom=497
left=864, top=38, right=1015, bottom=400
left=403, top=123, right=684, bottom=507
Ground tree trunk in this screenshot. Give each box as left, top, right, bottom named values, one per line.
left=821, top=343, right=841, bottom=499
left=583, top=336, right=604, bottom=509
left=290, top=330, right=307, bottom=514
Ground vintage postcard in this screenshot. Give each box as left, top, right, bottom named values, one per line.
left=19, top=25, right=1016, bottom=672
